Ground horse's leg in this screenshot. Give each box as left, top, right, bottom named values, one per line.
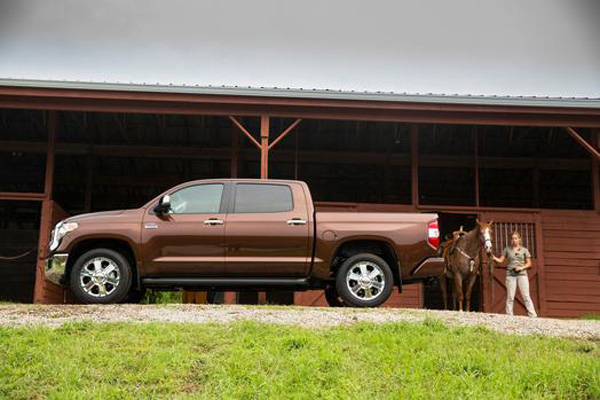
left=440, top=274, right=448, bottom=310
left=453, top=273, right=463, bottom=311
left=464, top=273, right=478, bottom=312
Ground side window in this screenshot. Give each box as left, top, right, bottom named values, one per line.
left=169, top=184, right=223, bottom=214
left=234, top=184, right=293, bottom=213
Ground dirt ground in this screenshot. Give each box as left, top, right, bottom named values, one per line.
left=0, top=304, right=598, bottom=340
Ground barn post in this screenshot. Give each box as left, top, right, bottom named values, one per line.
left=410, top=124, right=419, bottom=209
left=473, top=126, right=480, bottom=207
left=258, top=115, right=270, bottom=304
left=592, top=129, right=600, bottom=213
left=33, top=110, right=57, bottom=303
left=260, top=115, right=270, bottom=179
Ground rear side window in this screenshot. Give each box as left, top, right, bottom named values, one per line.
left=234, top=184, right=293, bottom=213
left=169, top=184, right=223, bottom=214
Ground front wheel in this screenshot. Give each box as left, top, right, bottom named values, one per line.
left=70, top=248, right=132, bottom=304
left=335, top=253, right=393, bottom=307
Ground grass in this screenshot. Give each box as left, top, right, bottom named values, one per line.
left=141, top=290, right=183, bottom=304
left=580, top=315, right=600, bottom=321
left=0, top=319, right=598, bottom=399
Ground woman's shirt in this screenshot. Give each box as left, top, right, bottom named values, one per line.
left=503, top=246, right=531, bottom=276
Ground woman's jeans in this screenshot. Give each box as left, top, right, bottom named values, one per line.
left=505, top=274, right=537, bottom=317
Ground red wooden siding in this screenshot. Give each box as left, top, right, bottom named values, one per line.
left=541, top=211, right=600, bottom=318
left=34, top=201, right=70, bottom=304
left=294, top=285, right=422, bottom=308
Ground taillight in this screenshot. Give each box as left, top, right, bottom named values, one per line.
left=427, top=220, right=440, bottom=249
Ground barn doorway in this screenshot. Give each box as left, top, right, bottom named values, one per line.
left=423, top=212, right=483, bottom=311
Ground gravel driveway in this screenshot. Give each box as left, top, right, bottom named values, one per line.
left=0, top=304, right=598, bottom=340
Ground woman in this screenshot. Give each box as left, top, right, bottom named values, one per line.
left=492, top=231, right=537, bottom=317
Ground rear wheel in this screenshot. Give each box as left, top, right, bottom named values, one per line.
left=335, top=253, right=393, bottom=307
left=70, top=248, right=132, bottom=304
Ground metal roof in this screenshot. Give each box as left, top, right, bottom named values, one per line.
left=2, top=78, right=600, bottom=109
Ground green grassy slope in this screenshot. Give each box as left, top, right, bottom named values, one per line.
left=0, top=319, right=598, bottom=399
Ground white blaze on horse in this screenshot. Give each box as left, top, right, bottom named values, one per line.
left=439, top=220, right=494, bottom=312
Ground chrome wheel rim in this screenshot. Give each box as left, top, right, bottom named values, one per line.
left=79, top=257, right=120, bottom=298
left=346, top=261, right=385, bottom=301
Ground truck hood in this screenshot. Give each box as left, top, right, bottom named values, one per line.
left=65, top=209, right=138, bottom=223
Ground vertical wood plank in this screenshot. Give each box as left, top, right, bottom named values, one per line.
left=535, top=212, right=547, bottom=316
left=411, top=124, right=419, bottom=207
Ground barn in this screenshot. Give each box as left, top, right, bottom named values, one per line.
left=1, top=1, right=599, bottom=317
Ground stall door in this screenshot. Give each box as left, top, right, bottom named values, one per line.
left=479, top=212, right=544, bottom=316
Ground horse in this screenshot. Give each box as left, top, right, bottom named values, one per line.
left=439, top=220, right=494, bottom=312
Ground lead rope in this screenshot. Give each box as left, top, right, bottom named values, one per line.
left=0, top=247, right=37, bottom=261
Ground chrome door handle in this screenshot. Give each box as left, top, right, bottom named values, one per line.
left=287, top=219, right=307, bottom=226
left=204, top=219, right=224, bottom=226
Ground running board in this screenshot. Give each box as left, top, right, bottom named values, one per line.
left=141, top=277, right=310, bottom=290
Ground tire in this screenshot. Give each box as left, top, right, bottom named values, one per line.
left=70, top=248, right=132, bottom=304
left=335, top=253, right=394, bottom=308
left=324, top=284, right=346, bottom=307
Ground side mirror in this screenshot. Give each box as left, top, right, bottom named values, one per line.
left=154, top=194, right=171, bottom=214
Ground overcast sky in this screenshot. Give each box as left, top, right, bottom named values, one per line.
left=0, top=0, right=599, bottom=97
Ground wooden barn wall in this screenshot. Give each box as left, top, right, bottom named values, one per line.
left=294, top=286, right=422, bottom=309
left=541, top=210, right=600, bottom=318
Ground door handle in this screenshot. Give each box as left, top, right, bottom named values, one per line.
left=287, top=219, right=307, bottom=226
left=204, top=219, right=224, bottom=226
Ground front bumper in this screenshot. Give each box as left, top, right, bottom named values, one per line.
left=45, top=253, right=69, bottom=285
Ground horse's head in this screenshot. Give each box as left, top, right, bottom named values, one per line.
left=476, top=219, right=494, bottom=255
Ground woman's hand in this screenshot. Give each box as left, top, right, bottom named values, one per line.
left=492, top=255, right=504, bottom=264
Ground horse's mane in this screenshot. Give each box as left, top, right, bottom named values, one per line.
left=458, top=225, right=482, bottom=255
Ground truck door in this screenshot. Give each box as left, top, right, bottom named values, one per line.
left=142, top=183, right=228, bottom=276
left=225, top=182, right=311, bottom=277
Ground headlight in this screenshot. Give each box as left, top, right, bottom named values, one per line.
left=49, top=221, right=79, bottom=252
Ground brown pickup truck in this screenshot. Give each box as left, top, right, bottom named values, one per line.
left=45, top=179, right=444, bottom=307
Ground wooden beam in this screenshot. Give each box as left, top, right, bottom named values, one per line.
left=565, top=127, right=600, bottom=161
left=43, top=111, right=57, bottom=199
left=473, top=126, right=480, bottom=207
left=2, top=85, right=600, bottom=127
left=0, top=192, right=45, bottom=201
left=260, top=115, right=270, bottom=179
left=592, top=129, right=600, bottom=213
left=411, top=125, right=419, bottom=207
left=229, top=116, right=261, bottom=149
left=268, top=118, right=302, bottom=150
